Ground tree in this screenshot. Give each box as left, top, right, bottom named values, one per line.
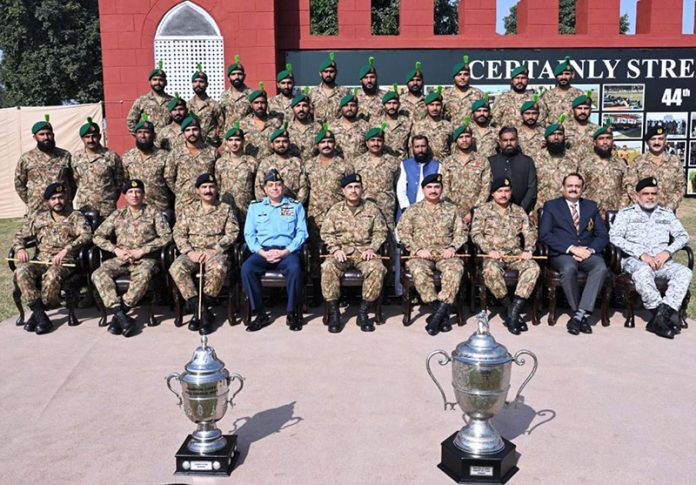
left=372, top=0, right=400, bottom=35
left=503, top=0, right=630, bottom=35
left=0, top=0, right=103, bottom=107
left=435, top=0, right=459, bottom=35
left=310, top=0, right=338, bottom=36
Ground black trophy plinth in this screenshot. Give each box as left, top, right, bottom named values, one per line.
left=174, top=434, right=239, bottom=476
left=437, top=432, right=519, bottom=484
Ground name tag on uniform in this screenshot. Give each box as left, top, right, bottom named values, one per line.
left=280, top=207, right=295, bottom=217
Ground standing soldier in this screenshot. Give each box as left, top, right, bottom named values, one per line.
left=565, top=92, right=598, bottom=162
left=443, top=55, right=483, bottom=125
left=268, top=64, right=296, bottom=122
left=219, top=55, right=252, bottom=130
left=287, top=91, right=320, bottom=161
left=91, top=180, right=172, bottom=337
left=158, top=93, right=189, bottom=151
left=15, top=115, right=74, bottom=215
left=71, top=117, right=124, bottom=217
left=126, top=61, right=172, bottom=135
left=321, top=174, right=388, bottom=333
left=410, top=87, right=453, bottom=161
left=332, top=91, right=369, bottom=161
left=441, top=122, right=491, bottom=225
left=396, top=173, right=468, bottom=335
left=238, top=83, right=282, bottom=160
left=356, top=56, right=386, bottom=122
left=493, top=62, right=547, bottom=128
left=470, top=177, right=540, bottom=335
left=470, top=95, right=499, bottom=159
left=539, top=56, right=584, bottom=123
left=12, top=183, right=92, bottom=334
left=255, top=124, right=308, bottom=203
left=188, top=64, right=224, bottom=147
left=516, top=97, right=546, bottom=160
left=309, top=52, right=348, bottom=124
left=216, top=123, right=255, bottom=219
left=534, top=121, right=581, bottom=214
left=122, top=116, right=171, bottom=211
left=400, top=61, right=427, bottom=122
left=378, top=84, right=412, bottom=159
left=626, top=122, right=685, bottom=211
left=170, top=174, right=240, bottom=335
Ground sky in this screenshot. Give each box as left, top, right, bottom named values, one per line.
left=495, top=0, right=695, bottom=34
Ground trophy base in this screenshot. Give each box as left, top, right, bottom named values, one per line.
left=438, top=432, right=519, bottom=484
left=174, top=434, right=238, bottom=476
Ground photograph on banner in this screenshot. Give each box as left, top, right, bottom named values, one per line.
left=615, top=140, right=643, bottom=165
left=689, top=142, right=696, bottom=167
left=480, top=85, right=510, bottom=107
left=602, top=84, right=644, bottom=111
left=665, top=140, right=687, bottom=166
left=646, top=112, right=688, bottom=138
left=602, top=112, right=643, bottom=139
left=687, top=168, right=696, bottom=195
left=536, top=83, right=600, bottom=111
left=690, top=112, right=696, bottom=138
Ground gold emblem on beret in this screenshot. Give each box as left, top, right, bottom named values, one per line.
left=504, top=179, right=510, bottom=186
left=131, top=180, right=138, bottom=187
left=657, top=128, right=663, bottom=134
left=208, top=174, right=214, bottom=181
left=356, top=174, right=361, bottom=182
left=652, top=178, right=657, bottom=184
left=437, top=174, right=442, bottom=182
left=56, top=185, right=63, bottom=192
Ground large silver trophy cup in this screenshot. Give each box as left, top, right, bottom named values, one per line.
left=426, top=311, right=538, bottom=483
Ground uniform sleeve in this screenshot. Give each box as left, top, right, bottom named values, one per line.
left=475, top=161, right=492, bottom=208
left=93, top=211, right=117, bottom=253
left=140, top=211, right=173, bottom=255
left=287, top=204, right=308, bottom=253
left=126, top=99, right=142, bottom=135
left=608, top=211, right=645, bottom=258
left=395, top=208, right=415, bottom=252
left=12, top=216, right=34, bottom=251
left=296, top=167, right=309, bottom=205
left=450, top=209, right=469, bottom=251
left=173, top=210, right=194, bottom=255
left=14, top=156, right=28, bottom=204
left=213, top=209, right=240, bottom=254
left=65, top=212, right=93, bottom=255
left=470, top=209, right=491, bottom=253
left=163, top=153, right=177, bottom=193
left=65, top=152, right=77, bottom=204
left=521, top=210, right=537, bottom=251
left=624, top=164, right=638, bottom=204
left=113, top=153, right=126, bottom=200
left=254, top=162, right=267, bottom=200
left=244, top=204, right=262, bottom=254
left=669, top=165, right=685, bottom=211
left=369, top=208, right=388, bottom=252
left=320, top=208, right=341, bottom=254
left=666, top=214, right=689, bottom=254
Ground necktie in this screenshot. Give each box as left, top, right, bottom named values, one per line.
left=571, top=203, right=580, bottom=233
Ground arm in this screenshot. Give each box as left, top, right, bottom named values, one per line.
left=93, top=212, right=117, bottom=252
left=396, top=162, right=409, bottom=210
left=64, top=212, right=93, bottom=255
left=12, top=217, right=34, bottom=251
left=369, top=210, right=388, bottom=252
left=14, top=156, right=28, bottom=204
left=243, top=206, right=262, bottom=254
left=666, top=216, right=690, bottom=254
left=521, top=211, right=537, bottom=251
left=113, top=154, right=126, bottom=201
left=520, top=158, right=537, bottom=213
left=254, top=164, right=266, bottom=200
left=296, top=167, right=309, bottom=205
left=126, top=99, right=142, bottom=135
left=173, top=211, right=194, bottom=255
left=287, top=204, right=308, bottom=253
left=320, top=209, right=341, bottom=254
left=475, top=161, right=492, bottom=208
left=608, top=211, right=646, bottom=258
left=214, top=209, right=240, bottom=254
left=588, top=208, right=609, bottom=254
left=163, top=153, right=177, bottom=193
left=470, top=210, right=492, bottom=253
left=395, top=208, right=415, bottom=252
left=450, top=209, right=469, bottom=251
left=539, top=202, right=572, bottom=254
left=140, top=211, right=173, bottom=255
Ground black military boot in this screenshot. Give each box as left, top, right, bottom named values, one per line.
left=426, top=301, right=449, bottom=336
left=23, top=313, right=37, bottom=332
left=646, top=306, right=675, bottom=339
left=29, top=300, right=54, bottom=335
left=199, top=296, right=215, bottom=335
left=657, top=303, right=680, bottom=334
left=186, top=297, right=201, bottom=332
left=327, top=301, right=341, bottom=333
left=438, top=303, right=453, bottom=333
left=120, top=300, right=136, bottom=324
left=500, top=295, right=512, bottom=318
left=113, top=307, right=136, bottom=337
left=426, top=300, right=441, bottom=325
left=357, top=300, right=374, bottom=332
left=506, top=297, right=525, bottom=335
left=25, top=300, right=44, bottom=333
left=287, top=311, right=302, bottom=331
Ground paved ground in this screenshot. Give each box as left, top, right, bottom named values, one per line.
left=1, top=304, right=695, bottom=485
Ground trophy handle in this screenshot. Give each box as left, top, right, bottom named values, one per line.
left=165, top=373, right=183, bottom=407
left=509, top=349, right=539, bottom=407
left=426, top=350, right=457, bottom=411
left=227, top=373, right=245, bottom=407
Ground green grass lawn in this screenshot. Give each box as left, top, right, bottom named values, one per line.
left=2, top=199, right=696, bottom=321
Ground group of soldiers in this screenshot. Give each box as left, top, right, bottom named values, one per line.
left=10, top=52, right=691, bottom=338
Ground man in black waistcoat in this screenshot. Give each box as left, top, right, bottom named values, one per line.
left=488, top=126, right=536, bottom=213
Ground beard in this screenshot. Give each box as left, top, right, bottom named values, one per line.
left=414, top=151, right=429, bottom=163
left=193, top=86, right=206, bottom=96
left=475, top=115, right=489, bottom=125
left=172, top=113, right=186, bottom=124
left=523, top=118, right=537, bottom=128
left=547, top=141, right=566, bottom=155
left=136, top=139, right=154, bottom=151
left=37, top=139, right=55, bottom=152
left=512, top=83, right=526, bottom=93
left=502, top=145, right=520, bottom=157
left=362, top=83, right=376, bottom=94
left=409, top=84, right=422, bottom=96
left=231, top=79, right=244, bottom=89
left=152, top=84, right=164, bottom=93
left=594, top=146, right=612, bottom=159
left=639, top=201, right=657, bottom=211
left=342, top=110, right=357, bottom=121
left=321, top=74, right=336, bottom=85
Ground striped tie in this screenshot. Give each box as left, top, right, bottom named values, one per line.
left=571, top=203, right=580, bottom=233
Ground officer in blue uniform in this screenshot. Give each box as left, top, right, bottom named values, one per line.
left=242, top=169, right=308, bottom=331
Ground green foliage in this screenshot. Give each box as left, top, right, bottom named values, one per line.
left=503, top=4, right=518, bottom=35
left=372, top=0, right=400, bottom=35
left=310, top=0, right=339, bottom=35
left=503, top=0, right=630, bottom=35
left=434, top=0, right=459, bottom=35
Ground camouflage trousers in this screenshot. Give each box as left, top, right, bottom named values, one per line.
left=14, top=262, right=73, bottom=307
left=483, top=258, right=540, bottom=300
left=307, top=216, right=324, bottom=279
left=622, top=258, right=693, bottom=311
left=321, top=258, right=387, bottom=302
left=91, top=257, right=158, bottom=308
left=169, top=253, right=228, bottom=300
left=406, top=258, right=464, bottom=305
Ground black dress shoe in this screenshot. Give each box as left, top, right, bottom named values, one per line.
left=108, top=317, right=123, bottom=335
left=566, top=317, right=581, bottom=335
left=247, top=313, right=271, bottom=332
left=439, top=315, right=452, bottom=333
left=23, top=314, right=37, bottom=332
left=519, top=321, right=529, bottom=332
left=579, top=317, right=592, bottom=334
left=360, top=322, right=375, bottom=332
left=287, top=312, right=302, bottom=331
left=506, top=317, right=522, bottom=335
left=188, top=316, right=200, bottom=332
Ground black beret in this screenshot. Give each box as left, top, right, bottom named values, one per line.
left=122, top=179, right=145, bottom=193
left=43, top=182, right=65, bottom=200
left=195, top=173, right=217, bottom=188
left=635, top=177, right=657, bottom=192
left=644, top=122, right=666, bottom=141
left=341, top=173, right=363, bottom=187
left=490, top=176, right=511, bottom=193
left=420, top=173, right=443, bottom=188
left=264, top=169, right=284, bottom=183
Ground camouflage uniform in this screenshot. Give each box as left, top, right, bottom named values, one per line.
left=440, top=151, right=491, bottom=217
left=308, top=84, right=348, bottom=123
left=71, top=146, right=124, bottom=216
left=15, top=147, right=73, bottom=215
left=534, top=149, right=581, bottom=212
left=517, top=125, right=546, bottom=160
left=378, top=115, right=412, bottom=159
left=215, top=153, right=255, bottom=217
left=122, top=147, right=171, bottom=211
left=12, top=209, right=92, bottom=306
left=492, top=90, right=547, bottom=128
left=126, top=92, right=173, bottom=134
left=471, top=123, right=499, bottom=159
left=170, top=201, right=240, bottom=300
left=565, top=120, right=598, bottom=162
left=268, top=94, right=294, bottom=122
left=470, top=201, right=540, bottom=300
left=320, top=200, right=388, bottom=302
left=333, top=119, right=368, bottom=161
left=164, top=143, right=218, bottom=212
left=353, top=152, right=400, bottom=230
left=442, top=86, right=484, bottom=125
left=626, top=152, right=685, bottom=211
left=539, top=86, right=584, bottom=124
left=187, top=96, right=225, bottom=144
left=157, top=122, right=184, bottom=151
left=396, top=199, right=468, bottom=305
left=356, top=89, right=386, bottom=122
left=400, top=91, right=427, bottom=122
left=219, top=86, right=252, bottom=130
left=410, top=118, right=453, bottom=161
left=578, top=153, right=629, bottom=215
left=254, top=155, right=308, bottom=203
left=238, top=114, right=282, bottom=160
left=288, top=119, right=320, bottom=161
left=92, top=205, right=172, bottom=308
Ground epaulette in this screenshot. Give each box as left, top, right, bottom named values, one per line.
left=618, top=206, right=633, bottom=212
left=249, top=200, right=262, bottom=205
left=286, top=198, right=299, bottom=204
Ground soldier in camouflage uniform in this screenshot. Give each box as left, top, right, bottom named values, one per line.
left=441, top=123, right=491, bottom=225
left=238, top=85, right=282, bottom=160
left=609, top=177, right=692, bottom=339
left=578, top=123, right=629, bottom=216
left=396, top=173, right=468, bottom=335
left=471, top=97, right=499, bottom=159
left=268, top=64, right=296, bottom=122
left=15, top=117, right=74, bottom=215
left=626, top=122, right=685, bottom=211
left=356, top=56, right=385, bottom=122
left=287, top=92, right=320, bottom=160
left=91, top=180, right=172, bottom=337
left=378, top=85, right=412, bottom=159
left=516, top=98, right=546, bottom=160
left=321, top=173, right=388, bottom=333
left=220, top=56, right=252, bottom=130
left=443, top=55, right=484, bottom=125
left=158, top=94, right=188, bottom=151
left=12, top=183, right=92, bottom=334
left=493, top=63, right=547, bottom=128
left=400, top=61, right=427, bottom=122
left=122, top=118, right=171, bottom=211
left=71, top=118, right=124, bottom=217
left=255, top=125, right=308, bottom=203
left=539, top=56, right=584, bottom=124
left=533, top=123, right=581, bottom=215
left=332, top=92, right=369, bottom=161
left=188, top=65, right=224, bottom=147
left=126, top=62, right=172, bottom=135
left=410, top=89, right=453, bottom=161
left=309, top=52, right=349, bottom=124
left=565, top=93, right=598, bottom=162
left=164, top=116, right=218, bottom=213
left=471, top=177, right=539, bottom=335
left=215, top=124, right=255, bottom=219
left=170, top=173, right=240, bottom=335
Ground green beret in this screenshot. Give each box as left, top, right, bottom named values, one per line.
left=382, top=83, right=400, bottom=104
left=404, top=61, right=423, bottom=84
left=148, top=60, right=166, bottom=80
left=32, top=114, right=52, bottom=135
left=452, top=120, right=473, bottom=140
left=511, top=62, right=528, bottom=78
left=79, top=117, right=100, bottom=137
left=358, top=56, right=376, bottom=79
left=424, top=87, right=443, bottom=105
left=122, top=179, right=144, bottom=193
left=248, top=82, right=267, bottom=103
left=291, top=93, right=309, bottom=108
left=520, top=99, right=540, bottom=114
left=191, top=63, right=207, bottom=82
left=276, top=63, right=293, bottom=82
left=593, top=123, right=613, bottom=140
left=451, top=54, right=470, bottom=78
left=227, top=55, right=244, bottom=76
left=315, top=122, right=335, bottom=144
left=134, top=114, right=154, bottom=133
left=167, top=92, right=186, bottom=112
left=224, top=121, right=244, bottom=139
left=554, top=56, right=573, bottom=76
left=572, top=94, right=591, bottom=109
left=180, top=115, right=200, bottom=132
left=43, top=182, right=64, bottom=200
left=365, top=122, right=387, bottom=141
left=270, top=122, right=289, bottom=142
left=319, top=52, right=337, bottom=71
left=195, top=173, right=216, bottom=188
left=544, top=123, right=564, bottom=138
left=471, top=95, right=490, bottom=113
left=339, top=92, right=357, bottom=108
left=636, top=177, right=657, bottom=192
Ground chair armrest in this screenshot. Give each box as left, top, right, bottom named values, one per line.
left=534, top=241, right=549, bottom=258
left=673, top=245, right=694, bottom=270
left=88, top=246, right=105, bottom=273
left=301, top=244, right=311, bottom=275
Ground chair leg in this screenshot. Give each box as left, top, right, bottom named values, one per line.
left=402, top=280, right=411, bottom=326
left=13, top=282, right=25, bottom=327
left=375, top=297, right=385, bottom=324
left=147, top=290, right=159, bottom=327
left=243, top=293, right=251, bottom=325
left=172, top=286, right=184, bottom=327
left=547, top=284, right=557, bottom=326
left=227, top=287, right=237, bottom=326
left=456, top=285, right=466, bottom=326
left=322, top=300, right=328, bottom=325
left=680, top=291, right=690, bottom=329
left=94, top=292, right=108, bottom=327
left=65, top=286, right=80, bottom=327
left=600, top=282, right=611, bottom=327
left=531, top=282, right=540, bottom=326
left=625, top=289, right=636, bottom=328
left=479, top=284, right=488, bottom=313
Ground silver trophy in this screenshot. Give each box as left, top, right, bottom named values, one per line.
left=166, top=336, right=244, bottom=475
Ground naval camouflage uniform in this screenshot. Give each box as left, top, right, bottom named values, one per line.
left=539, top=86, right=584, bottom=125
left=517, top=125, right=546, bottom=160
left=493, top=90, right=547, bottom=128
left=91, top=205, right=172, bottom=308
left=12, top=209, right=92, bottom=306
left=220, top=86, right=252, bottom=130
left=440, top=151, right=491, bottom=218
left=126, top=92, right=172, bottom=135
left=626, top=153, right=685, bottom=211
left=170, top=201, right=240, bottom=300
left=396, top=199, right=468, bottom=305
left=321, top=200, right=388, bottom=302
left=578, top=153, right=629, bottom=215
left=187, top=96, right=225, bottom=145
left=71, top=146, right=124, bottom=216
left=534, top=149, right=580, bottom=212
left=254, top=155, right=308, bottom=203
left=288, top=119, right=320, bottom=160
left=333, top=119, right=368, bottom=161
left=238, top=113, right=282, bottom=160
left=309, top=84, right=348, bottom=123
left=122, top=147, right=171, bottom=211
left=378, top=115, right=412, bottom=159
left=400, top=91, right=427, bottom=122
left=410, top=117, right=453, bottom=161
left=609, top=204, right=692, bottom=311
left=442, top=86, right=484, bottom=125
left=471, top=123, right=499, bottom=159
left=268, top=94, right=294, bottom=123
left=164, top=143, right=218, bottom=212
left=353, top=152, right=400, bottom=230
left=15, top=147, right=74, bottom=215
left=356, top=89, right=386, bottom=122
left=470, top=201, right=540, bottom=300
left=215, top=153, right=255, bottom=217
left=565, top=120, right=598, bottom=162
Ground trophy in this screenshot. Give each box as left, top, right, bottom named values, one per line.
left=426, top=312, right=538, bottom=484
left=166, top=336, right=245, bottom=476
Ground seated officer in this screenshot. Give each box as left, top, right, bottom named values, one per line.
left=92, top=179, right=173, bottom=337
left=170, top=173, right=240, bottom=335
left=12, top=182, right=92, bottom=334
left=471, top=176, right=540, bottom=335
left=242, top=170, right=308, bottom=332
left=609, top=177, right=692, bottom=339
left=321, top=173, right=388, bottom=333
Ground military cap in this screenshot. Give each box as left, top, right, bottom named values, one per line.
left=339, top=91, right=358, bottom=108
left=593, top=119, right=613, bottom=140
left=451, top=54, right=471, bottom=78
left=405, top=61, right=423, bottom=84
left=636, top=177, right=658, bottom=192
left=644, top=121, right=666, bottom=141
left=225, top=121, right=244, bottom=139
left=167, top=92, right=186, bottom=112
left=32, top=114, right=52, bottom=135
left=227, top=55, right=244, bottom=76
left=341, top=173, right=363, bottom=187
left=191, top=63, right=207, bottom=82
left=270, top=122, right=289, bottom=142
left=471, top=94, right=490, bottom=113
left=359, top=56, right=377, bottom=79
left=544, top=114, right=567, bottom=138
left=291, top=92, right=310, bottom=108
left=520, top=95, right=540, bottom=114
left=553, top=56, right=573, bottom=76
left=134, top=113, right=155, bottom=133
left=248, top=82, right=267, bottom=103
left=424, top=87, right=443, bottom=105
left=122, top=179, right=145, bottom=193
left=180, top=115, right=200, bottom=132
left=490, top=176, right=511, bottom=193
left=382, top=83, right=400, bottom=104
left=264, top=169, right=283, bottom=183
left=276, top=63, right=293, bottom=82
left=314, top=122, right=335, bottom=144
left=452, top=118, right=473, bottom=140
left=195, top=173, right=217, bottom=188
left=511, top=61, right=529, bottom=79
left=572, top=91, right=593, bottom=109
left=319, top=52, right=337, bottom=71
left=421, top=173, right=443, bottom=188
left=79, top=117, right=99, bottom=137
left=148, top=60, right=166, bottom=80
left=43, top=182, right=65, bottom=200
left=365, top=122, right=387, bottom=141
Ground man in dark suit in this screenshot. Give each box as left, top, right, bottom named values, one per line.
left=488, top=126, right=537, bottom=213
left=540, top=172, right=609, bottom=335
